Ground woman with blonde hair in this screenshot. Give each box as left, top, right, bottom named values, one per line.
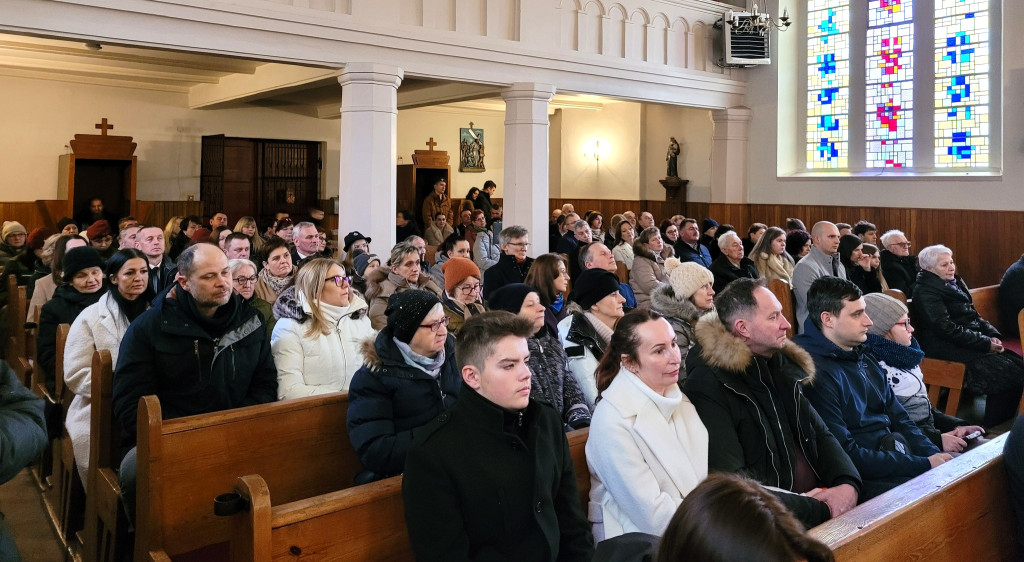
left=271, top=258, right=375, bottom=399
left=162, top=216, right=182, bottom=248
left=233, top=215, right=265, bottom=253
left=365, top=241, right=443, bottom=329
left=751, top=226, right=796, bottom=285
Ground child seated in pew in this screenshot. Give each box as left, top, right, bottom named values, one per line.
left=402, top=311, right=595, bottom=561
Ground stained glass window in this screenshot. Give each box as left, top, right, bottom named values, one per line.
left=867, top=1, right=913, bottom=168
left=934, top=0, right=989, bottom=167
left=806, top=0, right=850, bottom=169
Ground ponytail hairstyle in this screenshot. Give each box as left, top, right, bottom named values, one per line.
left=594, top=309, right=665, bottom=400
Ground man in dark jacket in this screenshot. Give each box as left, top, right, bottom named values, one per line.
left=167, top=215, right=200, bottom=262
left=879, top=229, right=918, bottom=297
left=475, top=180, right=497, bottom=224
left=135, top=225, right=178, bottom=295
left=403, top=311, right=594, bottom=561
left=795, top=277, right=950, bottom=500
left=347, top=290, right=462, bottom=483
left=0, top=362, right=47, bottom=560
left=708, top=231, right=760, bottom=293
left=113, top=244, right=278, bottom=522
left=683, top=278, right=861, bottom=529
left=483, top=225, right=535, bottom=301
left=674, top=218, right=712, bottom=267
left=999, top=253, right=1024, bottom=337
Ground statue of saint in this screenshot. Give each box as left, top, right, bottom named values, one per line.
left=666, top=137, right=681, bottom=178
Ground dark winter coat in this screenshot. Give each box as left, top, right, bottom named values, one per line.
left=402, top=387, right=595, bottom=562
left=1005, top=415, right=1024, bottom=556
left=483, top=253, right=534, bottom=301
left=673, top=240, right=712, bottom=267
left=910, top=270, right=999, bottom=364
left=346, top=328, right=461, bottom=478
left=795, top=319, right=939, bottom=481
left=527, top=331, right=591, bottom=430
left=708, top=255, right=760, bottom=294
left=999, top=254, right=1024, bottom=336
left=147, top=259, right=178, bottom=296
left=683, top=312, right=862, bottom=529
left=849, top=266, right=884, bottom=295
left=880, top=250, right=918, bottom=297
left=112, top=287, right=278, bottom=448
left=38, top=284, right=106, bottom=389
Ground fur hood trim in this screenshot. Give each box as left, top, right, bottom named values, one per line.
left=632, top=243, right=663, bottom=263
left=360, top=335, right=383, bottom=371
left=564, top=301, right=584, bottom=315
left=649, top=283, right=704, bottom=324
left=694, top=312, right=815, bottom=381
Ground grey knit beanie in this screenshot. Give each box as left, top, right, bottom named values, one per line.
left=664, top=258, right=714, bottom=300
left=864, top=292, right=908, bottom=336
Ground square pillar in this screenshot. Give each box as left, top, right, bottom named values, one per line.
left=710, top=106, right=754, bottom=204
left=338, top=63, right=404, bottom=251
left=502, top=82, right=556, bottom=254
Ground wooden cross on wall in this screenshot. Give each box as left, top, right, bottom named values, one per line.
left=95, top=118, right=114, bottom=136
left=425, top=137, right=437, bottom=151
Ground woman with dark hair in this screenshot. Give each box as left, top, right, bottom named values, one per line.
left=273, top=218, right=294, bottom=244
left=63, top=249, right=152, bottom=489
left=629, top=226, right=668, bottom=309
left=460, top=187, right=480, bottom=215
left=524, top=253, right=570, bottom=335
left=752, top=226, right=795, bottom=285
left=28, top=234, right=87, bottom=319
left=785, top=229, right=812, bottom=263
left=255, top=236, right=294, bottom=303
left=588, top=212, right=605, bottom=242
left=660, top=220, right=680, bottom=247
left=558, top=268, right=627, bottom=408
left=657, top=473, right=835, bottom=562
left=604, top=214, right=625, bottom=248
left=612, top=219, right=636, bottom=269
left=839, top=234, right=883, bottom=295
left=586, top=309, right=708, bottom=541
left=488, top=284, right=591, bottom=429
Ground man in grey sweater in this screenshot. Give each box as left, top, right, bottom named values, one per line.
left=792, top=221, right=845, bottom=330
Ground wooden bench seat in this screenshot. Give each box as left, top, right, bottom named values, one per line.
left=810, top=433, right=1015, bottom=560
left=135, top=391, right=360, bottom=560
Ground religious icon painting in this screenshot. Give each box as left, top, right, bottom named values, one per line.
left=459, top=123, right=485, bottom=172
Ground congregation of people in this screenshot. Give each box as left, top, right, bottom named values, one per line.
left=3, top=191, right=1024, bottom=560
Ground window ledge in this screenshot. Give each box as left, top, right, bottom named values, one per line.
left=778, top=169, right=1003, bottom=180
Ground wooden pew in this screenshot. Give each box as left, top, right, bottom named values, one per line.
left=135, top=392, right=360, bottom=560
left=768, top=279, right=796, bottom=338
left=969, top=284, right=1003, bottom=333
left=83, top=350, right=127, bottom=562
left=810, top=434, right=1016, bottom=561
left=921, top=357, right=965, bottom=416
left=223, top=427, right=592, bottom=562
left=7, top=278, right=29, bottom=385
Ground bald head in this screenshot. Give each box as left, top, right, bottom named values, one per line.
left=811, top=221, right=841, bottom=255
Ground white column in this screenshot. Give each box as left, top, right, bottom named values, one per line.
left=710, top=106, right=753, bottom=204
left=337, top=63, right=403, bottom=252
left=502, top=82, right=555, bottom=255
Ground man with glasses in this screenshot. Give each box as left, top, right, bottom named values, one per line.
left=483, top=226, right=534, bottom=301
left=347, top=290, right=461, bottom=484
left=879, top=229, right=918, bottom=297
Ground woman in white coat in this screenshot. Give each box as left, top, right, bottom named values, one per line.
left=63, top=249, right=152, bottom=489
left=586, top=309, right=708, bottom=542
left=271, top=257, right=375, bottom=399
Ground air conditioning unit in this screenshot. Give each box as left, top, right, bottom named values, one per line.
left=715, top=11, right=772, bottom=68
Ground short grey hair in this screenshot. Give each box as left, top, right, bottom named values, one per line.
left=294, top=221, right=316, bottom=234
left=573, top=220, right=589, bottom=231
left=917, top=244, right=953, bottom=270
left=498, top=225, right=529, bottom=247
left=879, top=229, right=906, bottom=247
left=388, top=241, right=420, bottom=266
left=228, top=258, right=257, bottom=277
left=717, top=230, right=742, bottom=249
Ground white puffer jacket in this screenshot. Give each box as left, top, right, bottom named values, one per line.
left=270, top=286, right=376, bottom=400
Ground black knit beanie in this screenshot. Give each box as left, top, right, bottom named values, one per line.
left=386, top=289, right=442, bottom=343
left=62, top=246, right=105, bottom=283
left=570, top=268, right=622, bottom=310
left=487, top=283, right=536, bottom=314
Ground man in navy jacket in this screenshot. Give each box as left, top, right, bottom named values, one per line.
left=795, top=277, right=951, bottom=499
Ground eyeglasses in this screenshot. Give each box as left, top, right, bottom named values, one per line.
left=233, top=275, right=257, bottom=285
left=325, top=275, right=351, bottom=287
left=458, top=283, right=482, bottom=295
left=894, top=320, right=912, bottom=330
left=506, top=242, right=530, bottom=248
left=889, top=242, right=912, bottom=249
left=419, top=316, right=450, bottom=332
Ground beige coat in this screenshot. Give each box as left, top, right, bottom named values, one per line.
left=365, top=268, right=444, bottom=330
left=629, top=246, right=666, bottom=309
left=753, top=252, right=795, bottom=285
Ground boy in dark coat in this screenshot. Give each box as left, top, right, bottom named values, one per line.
left=403, top=311, right=594, bottom=561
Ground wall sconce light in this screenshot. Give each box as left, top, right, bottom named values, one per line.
left=583, top=139, right=609, bottom=162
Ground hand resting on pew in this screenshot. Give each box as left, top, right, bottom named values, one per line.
left=804, top=483, right=858, bottom=518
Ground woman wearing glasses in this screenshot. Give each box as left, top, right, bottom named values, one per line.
left=270, top=258, right=374, bottom=400
left=439, top=257, right=485, bottom=335
left=347, top=290, right=460, bottom=483
left=230, top=258, right=275, bottom=336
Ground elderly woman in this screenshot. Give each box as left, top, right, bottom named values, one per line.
left=911, top=244, right=1024, bottom=427
left=255, top=236, right=294, bottom=303
left=558, top=268, right=627, bottom=408
left=629, top=226, right=668, bottom=309
left=863, top=293, right=984, bottom=452
left=229, top=258, right=274, bottom=335
left=612, top=219, right=636, bottom=269
left=439, top=257, right=485, bottom=335
left=271, top=258, right=374, bottom=399
left=524, top=253, right=570, bottom=336
left=709, top=231, right=759, bottom=294
left=488, top=284, right=591, bottom=430
left=586, top=309, right=708, bottom=541
left=63, top=249, right=151, bottom=488
left=650, top=258, right=715, bottom=365
left=365, top=241, right=444, bottom=330
left=347, top=290, right=460, bottom=483
left=751, top=226, right=795, bottom=285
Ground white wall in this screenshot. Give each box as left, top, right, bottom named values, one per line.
left=396, top=107, right=505, bottom=198
left=640, top=104, right=714, bottom=202
left=746, top=1, right=1021, bottom=211
left=0, top=75, right=340, bottom=201
left=557, top=102, right=642, bottom=200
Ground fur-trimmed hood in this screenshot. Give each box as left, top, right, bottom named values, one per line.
left=358, top=327, right=455, bottom=375
left=693, top=311, right=815, bottom=382
left=632, top=243, right=664, bottom=264
left=649, top=283, right=705, bottom=324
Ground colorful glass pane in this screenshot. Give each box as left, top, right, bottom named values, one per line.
left=807, top=0, right=850, bottom=169
left=866, top=5, right=913, bottom=167
left=934, top=0, right=989, bottom=167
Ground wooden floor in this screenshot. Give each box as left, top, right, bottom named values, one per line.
left=0, top=470, right=65, bottom=561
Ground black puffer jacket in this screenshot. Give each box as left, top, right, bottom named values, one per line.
left=37, top=284, right=106, bottom=389
left=346, top=328, right=461, bottom=478
left=910, top=270, right=999, bottom=363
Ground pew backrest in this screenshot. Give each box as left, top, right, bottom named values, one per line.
left=567, top=427, right=590, bottom=511
left=767, top=279, right=796, bottom=338
left=920, top=357, right=965, bottom=417
left=135, top=392, right=359, bottom=559
left=969, top=284, right=1001, bottom=333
